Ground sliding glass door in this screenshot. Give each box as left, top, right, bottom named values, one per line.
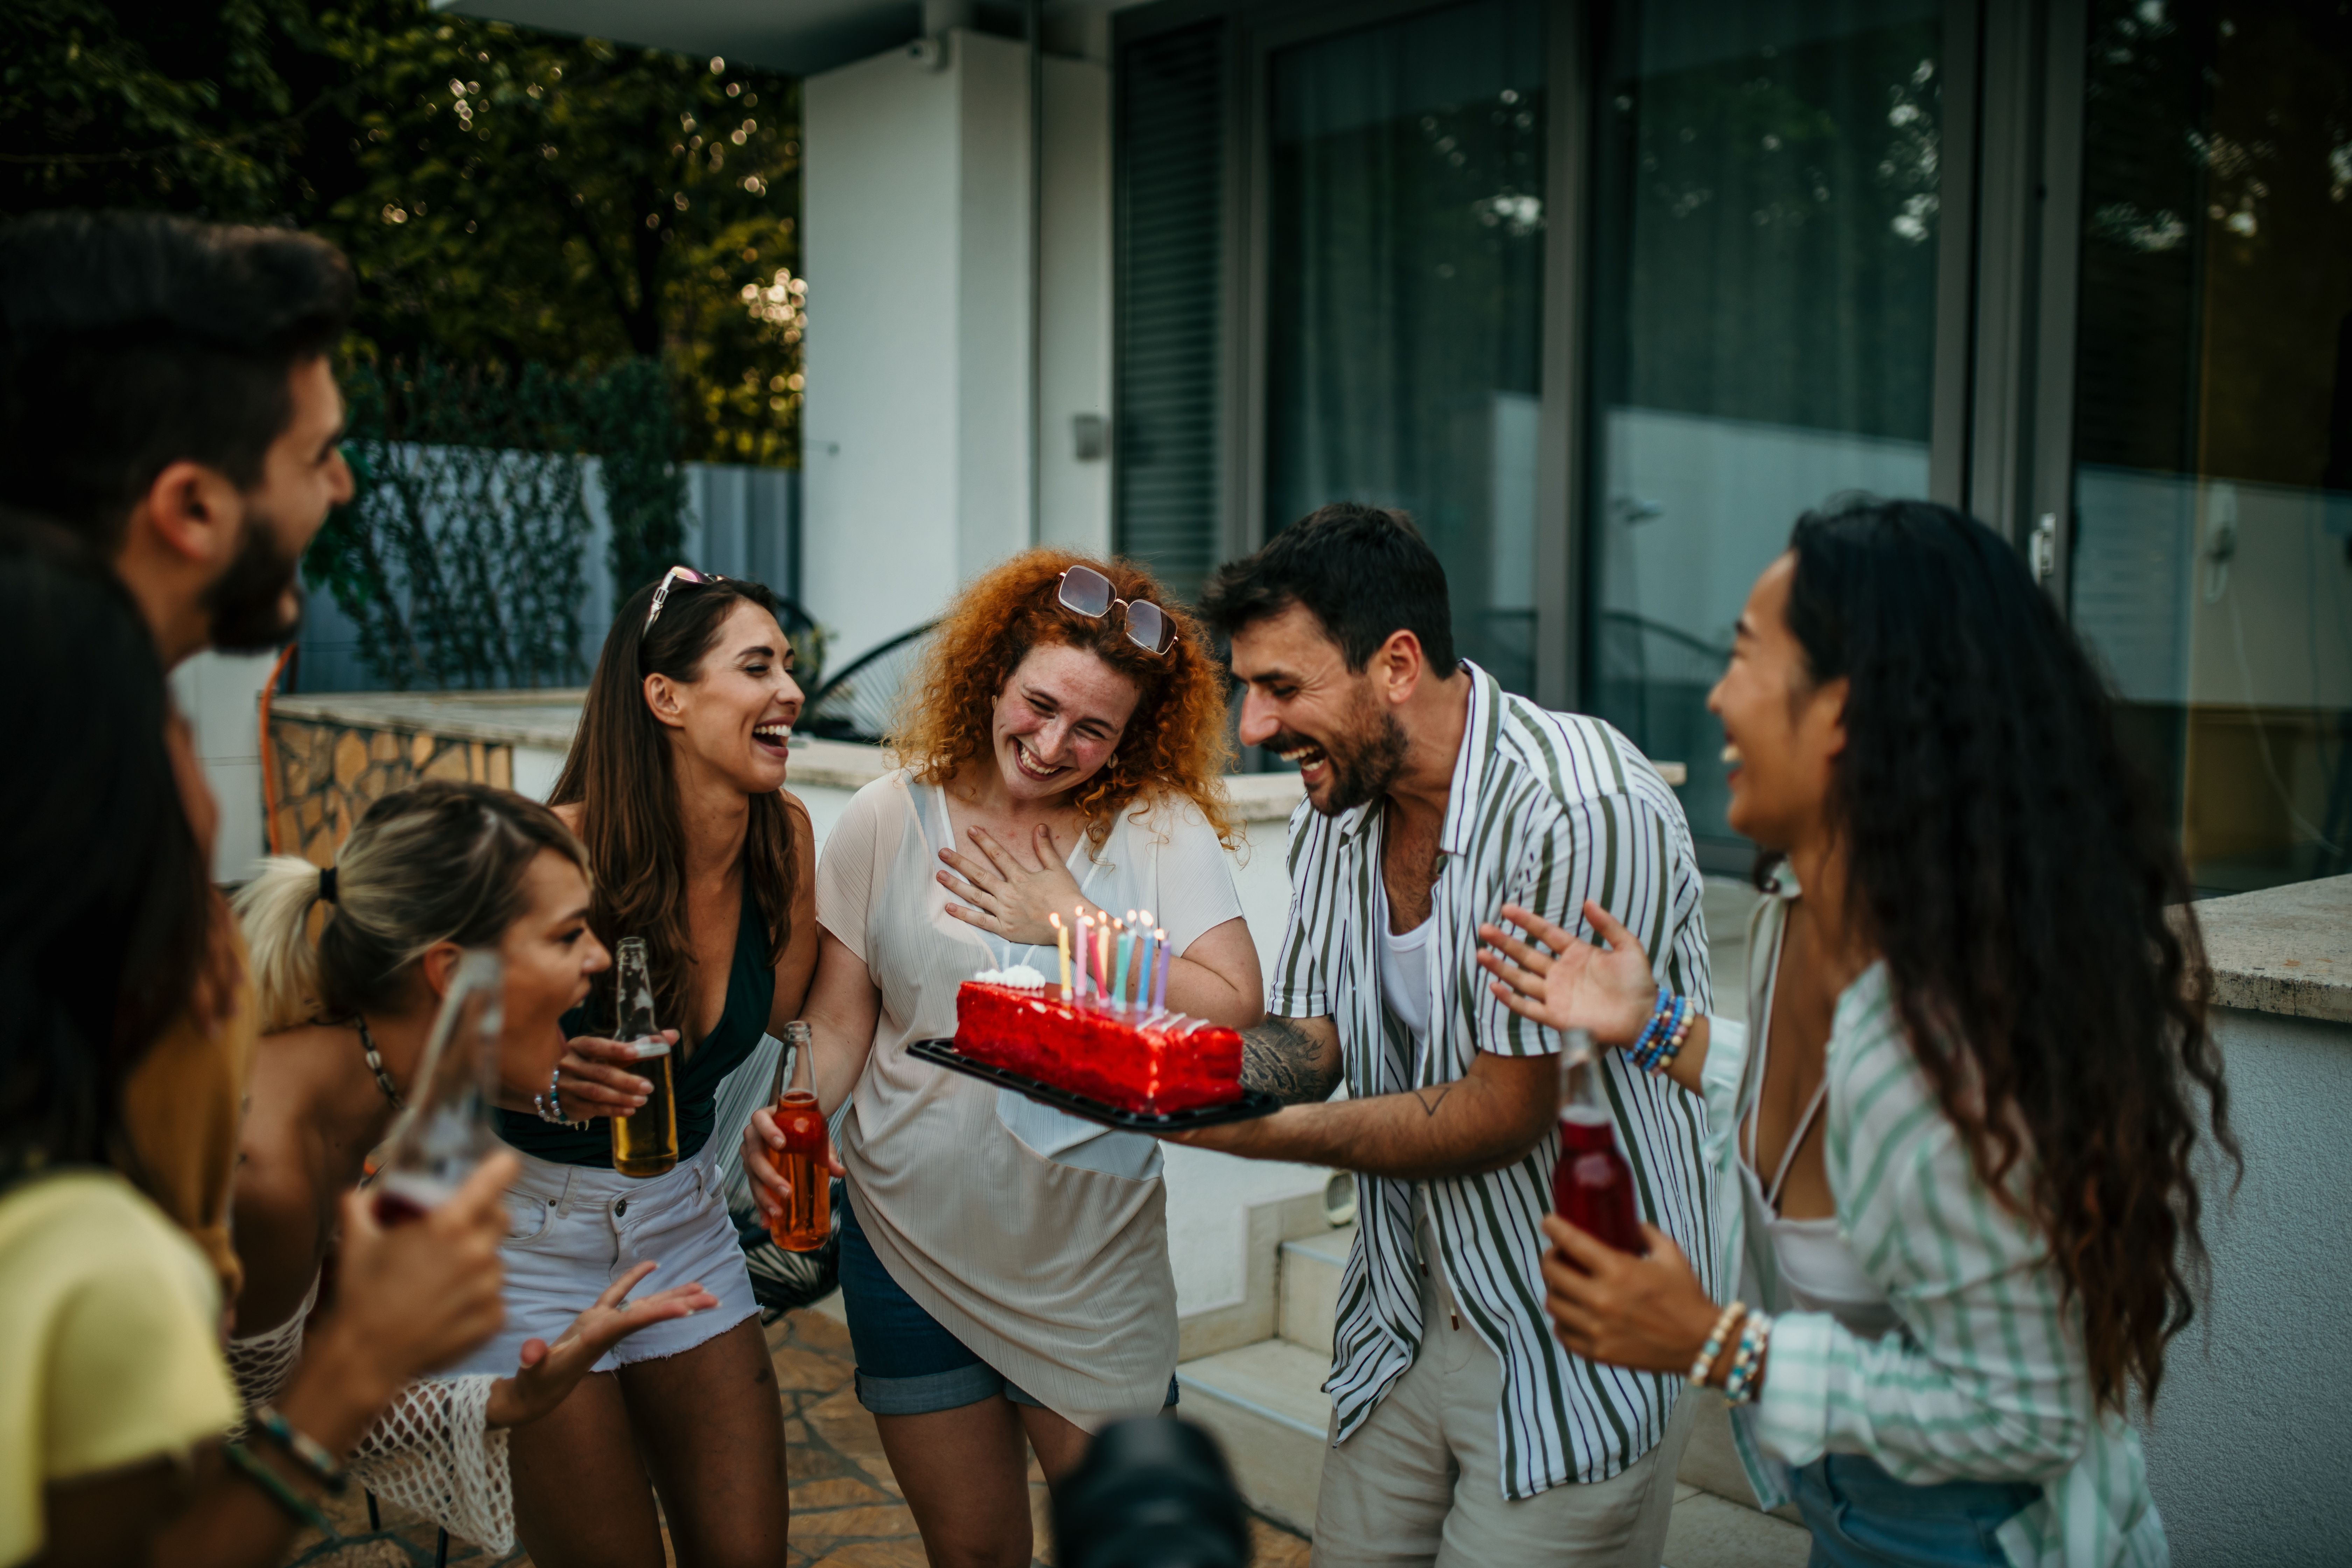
left=2066, top=0, right=2352, bottom=892
left=1262, top=0, right=1549, bottom=693
left=1583, top=0, right=1950, bottom=853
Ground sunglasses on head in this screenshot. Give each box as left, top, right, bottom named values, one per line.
left=1056, top=564, right=1176, bottom=655
left=644, top=565, right=726, bottom=634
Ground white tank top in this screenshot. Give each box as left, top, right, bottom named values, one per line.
left=1376, top=879, right=1435, bottom=1054
left=1740, top=925, right=1901, bottom=1342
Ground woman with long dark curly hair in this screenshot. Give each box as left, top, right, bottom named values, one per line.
left=1478, top=497, right=2230, bottom=1567
left=745, top=550, right=1262, bottom=1566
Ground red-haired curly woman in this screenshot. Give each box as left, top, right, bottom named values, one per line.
left=746, top=550, right=1262, bottom=1565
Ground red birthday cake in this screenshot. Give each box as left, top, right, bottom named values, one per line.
left=953, top=966, right=1244, bottom=1115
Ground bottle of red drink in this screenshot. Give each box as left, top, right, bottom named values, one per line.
left=1552, top=1030, right=1645, bottom=1256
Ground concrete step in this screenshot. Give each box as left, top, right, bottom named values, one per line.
left=1176, top=1338, right=1333, bottom=1532
left=1278, top=1223, right=1353, bottom=1352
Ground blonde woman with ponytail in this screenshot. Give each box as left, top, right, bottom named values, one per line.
left=220, top=782, right=716, bottom=1554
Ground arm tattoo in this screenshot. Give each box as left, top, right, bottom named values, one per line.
left=1239, top=1017, right=1341, bottom=1105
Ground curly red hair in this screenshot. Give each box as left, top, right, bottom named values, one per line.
left=890, top=550, right=1237, bottom=849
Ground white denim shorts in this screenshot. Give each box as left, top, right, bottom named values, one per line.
left=453, top=1140, right=760, bottom=1377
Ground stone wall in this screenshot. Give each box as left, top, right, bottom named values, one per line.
left=266, top=716, right=514, bottom=866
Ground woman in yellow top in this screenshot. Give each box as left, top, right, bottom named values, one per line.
left=0, top=520, right=514, bottom=1568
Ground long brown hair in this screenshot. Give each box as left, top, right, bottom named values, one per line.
left=890, top=550, right=1237, bottom=849
left=552, top=575, right=798, bottom=1028
left=1782, top=497, right=2235, bottom=1415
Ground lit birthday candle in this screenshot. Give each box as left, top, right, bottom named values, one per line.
left=1113, top=922, right=1134, bottom=1010
left=1152, top=927, right=1171, bottom=1012
left=1049, top=912, right=1072, bottom=1000
left=1134, top=911, right=1155, bottom=1008
left=1095, top=917, right=1113, bottom=1006
left=1077, top=914, right=1095, bottom=997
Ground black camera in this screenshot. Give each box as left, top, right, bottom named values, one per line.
left=1052, top=1417, right=1253, bottom=1568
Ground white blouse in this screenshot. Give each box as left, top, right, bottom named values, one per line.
left=816, top=769, right=1245, bottom=1429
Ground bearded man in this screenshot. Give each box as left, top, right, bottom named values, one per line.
left=0, top=211, right=357, bottom=1300
left=1181, top=503, right=1714, bottom=1568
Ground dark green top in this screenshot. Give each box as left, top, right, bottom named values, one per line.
left=497, top=877, right=775, bottom=1168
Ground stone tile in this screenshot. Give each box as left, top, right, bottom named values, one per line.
left=789, top=1441, right=848, bottom=1481
left=288, top=1541, right=413, bottom=1568
left=772, top=1346, right=854, bottom=1392
left=792, top=1475, right=889, bottom=1510
left=1662, top=1491, right=1811, bottom=1568
left=1248, top=1518, right=1314, bottom=1568
left=791, top=1311, right=856, bottom=1356
left=797, top=1504, right=918, bottom=1540
left=804, top=1387, right=893, bottom=1470
left=809, top=1542, right=929, bottom=1568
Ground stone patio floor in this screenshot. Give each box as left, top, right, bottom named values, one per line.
left=279, top=1307, right=1314, bottom=1568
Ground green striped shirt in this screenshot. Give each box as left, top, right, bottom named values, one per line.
left=1707, top=879, right=2168, bottom=1567
left=1272, top=663, right=1716, bottom=1499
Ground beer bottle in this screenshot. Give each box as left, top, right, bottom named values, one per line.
left=766, top=1021, right=832, bottom=1251
left=608, top=938, right=679, bottom=1178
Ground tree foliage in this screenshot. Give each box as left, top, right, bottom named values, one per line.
left=0, top=0, right=804, bottom=465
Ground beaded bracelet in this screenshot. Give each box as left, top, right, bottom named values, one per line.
left=1629, top=993, right=1694, bottom=1074
left=223, top=1440, right=338, bottom=1537
left=1722, top=1310, right=1774, bottom=1404
left=1687, top=1300, right=1745, bottom=1387
left=1628, top=991, right=1675, bottom=1063
left=250, top=1403, right=347, bottom=1494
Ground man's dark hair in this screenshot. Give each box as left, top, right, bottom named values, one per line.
left=0, top=211, right=354, bottom=550
left=1198, top=502, right=1457, bottom=674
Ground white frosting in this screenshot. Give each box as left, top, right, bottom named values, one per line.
left=973, top=963, right=1046, bottom=989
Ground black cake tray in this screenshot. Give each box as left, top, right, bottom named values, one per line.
left=907, top=1038, right=1281, bottom=1132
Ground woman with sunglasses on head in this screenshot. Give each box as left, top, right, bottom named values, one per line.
left=450, top=567, right=819, bottom=1568
left=743, top=550, right=1260, bottom=1568
left=1478, top=498, right=2232, bottom=1567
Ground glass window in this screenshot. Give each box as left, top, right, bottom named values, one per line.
left=1585, top=0, right=1947, bottom=854
left=1263, top=0, right=1548, bottom=693
left=2068, top=0, right=2352, bottom=893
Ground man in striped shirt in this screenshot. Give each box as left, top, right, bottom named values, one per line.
left=1181, top=504, right=1715, bottom=1566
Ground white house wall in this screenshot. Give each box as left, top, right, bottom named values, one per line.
left=1038, top=55, right=1114, bottom=556
left=804, top=29, right=1113, bottom=668
left=803, top=36, right=977, bottom=667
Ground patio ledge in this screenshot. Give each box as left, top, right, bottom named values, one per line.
left=268, top=690, right=1307, bottom=823
left=2189, top=874, right=2352, bottom=1024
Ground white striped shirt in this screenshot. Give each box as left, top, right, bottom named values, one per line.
left=1711, top=880, right=2167, bottom=1566
left=1269, top=663, right=1716, bottom=1499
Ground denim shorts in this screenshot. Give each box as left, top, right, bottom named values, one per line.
left=837, top=1186, right=1177, bottom=1418
left=453, top=1141, right=760, bottom=1377
left=1792, top=1452, right=2041, bottom=1568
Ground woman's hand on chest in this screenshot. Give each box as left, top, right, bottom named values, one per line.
left=936, top=817, right=1098, bottom=948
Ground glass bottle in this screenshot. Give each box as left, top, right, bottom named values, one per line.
left=1552, top=1030, right=1644, bottom=1255
left=375, top=950, right=503, bottom=1224
left=608, top=937, right=679, bottom=1178
left=766, top=1021, right=831, bottom=1252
